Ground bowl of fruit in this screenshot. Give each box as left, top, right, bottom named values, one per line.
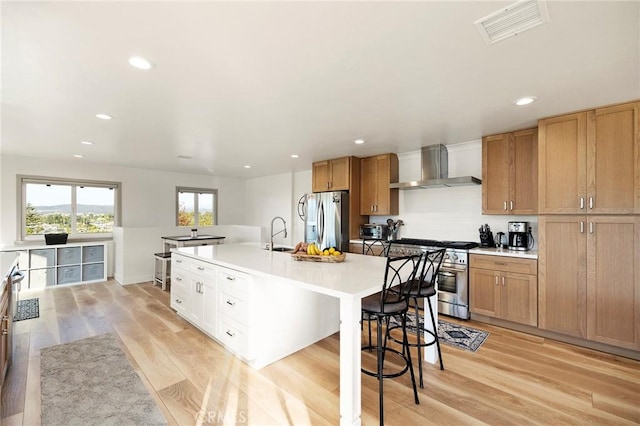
left=291, top=242, right=346, bottom=263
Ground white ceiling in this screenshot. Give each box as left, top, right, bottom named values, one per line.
left=2, top=1, right=639, bottom=179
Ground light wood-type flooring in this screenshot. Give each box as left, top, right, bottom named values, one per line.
left=2, top=280, right=639, bottom=425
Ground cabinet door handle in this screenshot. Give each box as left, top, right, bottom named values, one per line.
left=226, top=300, right=236, bottom=307
left=225, top=330, right=235, bottom=337
left=495, top=262, right=507, bottom=266
left=226, top=276, right=235, bottom=281
left=176, top=259, right=183, bottom=263
left=510, top=201, right=513, bottom=211
left=175, top=299, right=182, bottom=304
left=589, top=222, right=594, bottom=234
left=503, top=201, right=507, bottom=211
left=502, top=276, right=505, bottom=286
left=589, top=197, right=594, bottom=209
left=580, top=197, right=584, bottom=209
left=197, top=266, right=205, bottom=271
left=495, top=275, right=499, bottom=286
left=176, top=276, right=182, bottom=282
left=2, top=315, right=8, bottom=335
left=580, top=221, right=584, bottom=233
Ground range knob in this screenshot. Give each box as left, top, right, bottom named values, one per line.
left=450, top=253, right=459, bottom=262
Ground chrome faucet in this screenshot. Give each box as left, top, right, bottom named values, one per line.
left=269, top=216, right=287, bottom=251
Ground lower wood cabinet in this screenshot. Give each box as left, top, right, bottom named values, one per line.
left=470, top=254, right=538, bottom=327
left=539, top=215, right=640, bottom=350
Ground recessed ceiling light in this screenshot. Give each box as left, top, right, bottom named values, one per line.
left=96, top=113, right=113, bottom=120
left=73, top=154, right=84, bottom=158
left=244, top=165, right=251, bottom=169
left=81, top=140, right=94, bottom=145
left=291, top=154, right=299, bottom=158
left=128, top=56, right=154, bottom=70
left=176, top=155, right=192, bottom=160
left=513, top=96, right=538, bottom=106
left=354, top=139, right=365, bottom=145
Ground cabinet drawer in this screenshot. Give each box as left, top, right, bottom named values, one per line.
left=30, top=249, right=55, bottom=268
left=57, top=265, right=81, bottom=285
left=470, top=254, right=537, bottom=275
left=218, top=285, right=248, bottom=325
left=190, top=260, right=216, bottom=280
left=171, top=269, right=189, bottom=292
left=57, top=247, right=81, bottom=266
left=217, top=316, right=248, bottom=357
left=170, top=287, right=189, bottom=315
left=217, top=268, right=250, bottom=293
left=171, top=256, right=190, bottom=272
left=82, top=263, right=104, bottom=281
left=29, top=268, right=55, bottom=289
left=82, top=245, right=104, bottom=263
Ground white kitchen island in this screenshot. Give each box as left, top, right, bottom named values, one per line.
left=172, top=242, right=390, bottom=426
left=172, top=243, right=441, bottom=425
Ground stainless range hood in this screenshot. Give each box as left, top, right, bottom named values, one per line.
left=390, top=144, right=481, bottom=190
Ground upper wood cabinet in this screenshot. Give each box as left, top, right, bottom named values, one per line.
left=360, top=153, right=399, bottom=215
left=312, top=157, right=352, bottom=192
left=482, top=128, right=538, bottom=214
left=538, top=101, right=640, bottom=214
left=538, top=215, right=640, bottom=350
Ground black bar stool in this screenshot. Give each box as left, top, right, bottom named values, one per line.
left=361, top=253, right=423, bottom=426
left=388, top=248, right=446, bottom=387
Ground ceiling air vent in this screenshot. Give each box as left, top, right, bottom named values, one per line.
left=474, top=0, right=550, bottom=45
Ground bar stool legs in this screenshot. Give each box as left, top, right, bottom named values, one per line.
left=412, top=296, right=444, bottom=388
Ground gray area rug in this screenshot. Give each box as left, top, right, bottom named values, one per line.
left=40, top=333, right=167, bottom=426
left=14, top=297, right=39, bottom=321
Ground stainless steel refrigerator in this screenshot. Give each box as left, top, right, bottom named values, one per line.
left=304, top=191, right=349, bottom=252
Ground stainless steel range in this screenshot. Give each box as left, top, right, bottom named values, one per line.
left=387, top=238, right=478, bottom=320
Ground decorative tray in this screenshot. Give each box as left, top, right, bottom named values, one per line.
left=291, top=253, right=346, bottom=263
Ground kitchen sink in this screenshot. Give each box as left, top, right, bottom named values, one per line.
left=265, top=247, right=294, bottom=252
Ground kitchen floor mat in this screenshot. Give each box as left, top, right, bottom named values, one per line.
left=388, top=316, right=489, bottom=352
left=14, top=298, right=39, bottom=321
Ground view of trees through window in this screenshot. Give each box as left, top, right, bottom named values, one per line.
left=177, top=189, right=216, bottom=227
left=24, top=181, right=116, bottom=235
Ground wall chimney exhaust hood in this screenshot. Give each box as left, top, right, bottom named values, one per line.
left=389, top=144, right=481, bottom=190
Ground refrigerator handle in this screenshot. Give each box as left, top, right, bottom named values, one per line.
left=318, top=199, right=325, bottom=246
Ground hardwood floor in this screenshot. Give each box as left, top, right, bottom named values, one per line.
left=2, top=280, right=639, bottom=425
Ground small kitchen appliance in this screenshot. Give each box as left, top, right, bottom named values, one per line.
left=359, top=224, right=389, bottom=240
left=508, top=221, right=532, bottom=251
left=478, top=224, right=495, bottom=247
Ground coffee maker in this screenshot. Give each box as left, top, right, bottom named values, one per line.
left=508, top=221, right=532, bottom=251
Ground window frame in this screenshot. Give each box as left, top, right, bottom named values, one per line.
left=175, top=186, right=218, bottom=227
left=17, top=175, right=122, bottom=241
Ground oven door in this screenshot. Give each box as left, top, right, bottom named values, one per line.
left=437, top=263, right=469, bottom=319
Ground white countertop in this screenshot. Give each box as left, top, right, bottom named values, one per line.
left=174, top=243, right=388, bottom=299
left=469, top=247, right=538, bottom=259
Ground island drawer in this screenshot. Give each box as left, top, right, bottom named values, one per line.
left=190, top=260, right=216, bottom=281
left=217, top=267, right=250, bottom=293
left=171, top=268, right=189, bottom=292
left=218, top=284, right=248, bottom=325
left=171, top=286, right=189, bottom=315
left=217, top=316, right=248, bottom=358
left=171, top=255, right=190, bottom=273
left=470, top=254, right=537, bottom=275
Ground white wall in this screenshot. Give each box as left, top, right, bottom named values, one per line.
left=370, top=140, right=538, bottom=246
left=0, top=154, right=249, bottom=246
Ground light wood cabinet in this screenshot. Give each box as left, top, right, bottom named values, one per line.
left=482, top=128, right=538, bottom=214
left=539, top=215, right=640, bottom=350
left=470, top=254, right=538, bottom=326
left=538, top=101, right=640, bottom=214
left=360, top=154, right=399, bottom=215
left=312, top=156, right=351, bottom=192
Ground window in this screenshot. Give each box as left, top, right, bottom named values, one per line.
left=176, top=187, right=217, bottom=227
left=19, top=175, right=121, bottom=240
